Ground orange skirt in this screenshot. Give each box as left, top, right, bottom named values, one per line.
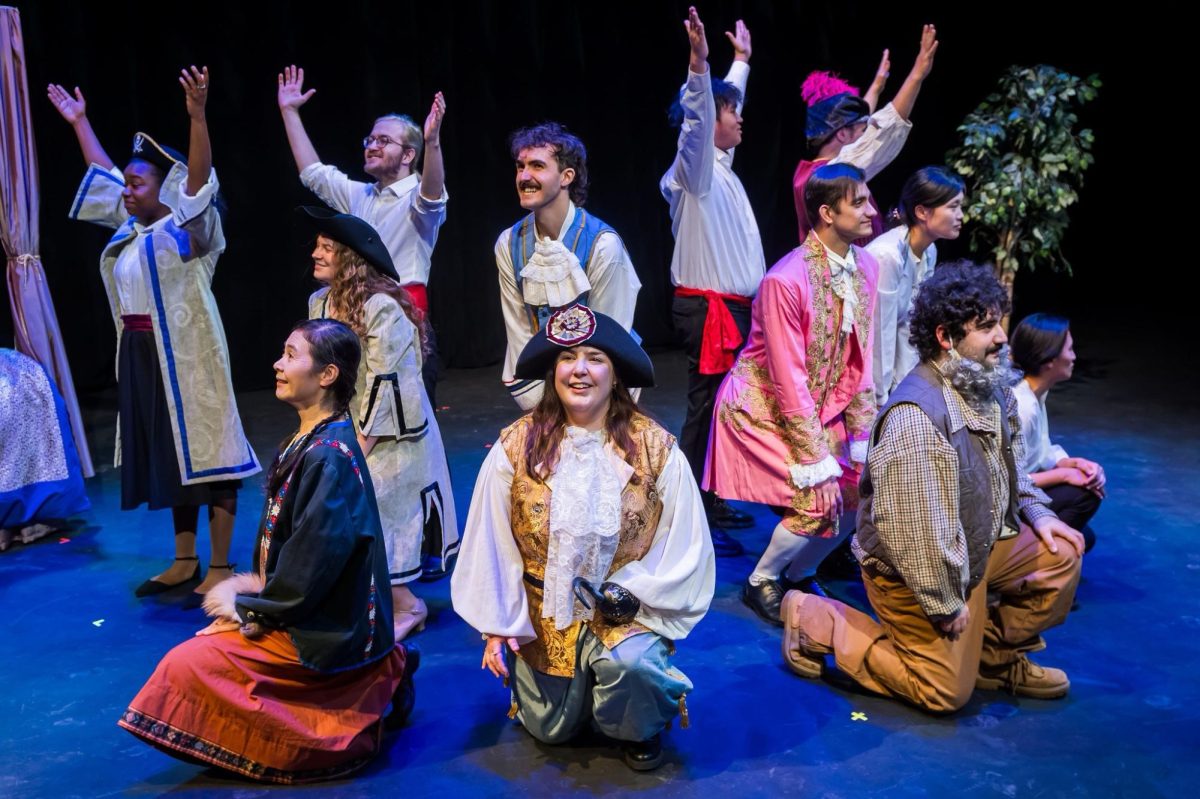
left=118, top=629, right=406, bottom=784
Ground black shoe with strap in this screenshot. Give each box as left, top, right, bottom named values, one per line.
left=180, top=563, right=236, bottom=610
left=134, top=556, right=201, bottom=598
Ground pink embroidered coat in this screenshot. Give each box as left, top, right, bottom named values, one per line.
left=703, top=233, right=878, bottom=518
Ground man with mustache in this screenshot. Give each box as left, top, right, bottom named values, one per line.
left=496, top=122, right=641, bottom=410
left=780, top=262, right=1085, bottom=712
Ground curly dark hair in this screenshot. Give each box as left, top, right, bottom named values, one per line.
left=908, top=261, right=1011, bottom=362
left=508, top=122, right=589, bottom=206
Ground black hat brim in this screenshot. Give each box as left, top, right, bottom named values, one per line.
left=515, top=308, right=655, bottom=388
left=294, top=206, right=400, bottom=282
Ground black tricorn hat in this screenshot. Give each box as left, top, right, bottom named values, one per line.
left=515, top=304, right=655, bottom=388
left=130, top=131, right=185, bottom=173
left=295, top=205, right=399, bottom=282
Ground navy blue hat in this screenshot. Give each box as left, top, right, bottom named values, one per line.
left=130, top=131, right=185, bottom=173
left=515, top=304, right=655, bottom=388
left=295, top=206, right=400, bottom=282
left=805, top=93, right=870, bottom=148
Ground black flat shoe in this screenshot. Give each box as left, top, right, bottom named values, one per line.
left=710, top=527, right=745, bottom=558
left=708, top=497, right=755, bottom=529
left=386, top=644, right=421, bottom=730
left=741, top=578, right=785, bottom=626
left=623, top=733, right=664, bottom=771
left=134, top=557, right=200, bottom=598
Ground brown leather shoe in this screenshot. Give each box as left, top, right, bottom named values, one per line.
left=780, top=590, right=827, bottom=679
left=975, top=655, right=1069, bottom=699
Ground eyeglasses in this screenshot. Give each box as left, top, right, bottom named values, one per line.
left=362, top=135, right=411, bottom=149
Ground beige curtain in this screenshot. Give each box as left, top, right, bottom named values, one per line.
left=2, top=6, right=94, bottom=477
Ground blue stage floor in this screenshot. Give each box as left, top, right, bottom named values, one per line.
left=2, top=331, right=1197, bottom=797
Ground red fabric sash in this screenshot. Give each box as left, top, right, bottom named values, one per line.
left=674, top=287, right=752, bottom=375
left=121, top=314, right=153, bottom=332
left=402, top=283, right=429, bottom=316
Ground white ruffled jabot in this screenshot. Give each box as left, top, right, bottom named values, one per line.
left=519, top=237, right=592, bottom=308
left=542, top=427, right=634, bottom=630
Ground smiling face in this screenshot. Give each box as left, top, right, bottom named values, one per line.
left=311, top=234, right=342, bottom=284
left=121, top=160, right=169, bottom=224
left=823, top=180, right=876, bottom=243
left=273, top=329, right=328, bottom=409
left=553, top=345, right=614, bottom=429
left=363, top=118, right=415, bottom=181
left=714, top=104, right=743, bottom=150
left=954, top=312, right=1009, bottom=368
left=514, top=145, right=573, bottom=213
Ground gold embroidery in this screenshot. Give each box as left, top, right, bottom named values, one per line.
left=719, top=342, right=827, bottom=467
left=845, top=387, right=877, bottom=440
left=499, top=414, right=676, bottom=677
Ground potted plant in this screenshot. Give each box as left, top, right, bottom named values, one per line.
left=947, top=65, right=1100, bottom=317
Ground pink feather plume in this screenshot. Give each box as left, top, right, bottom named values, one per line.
left=801, top=71, right=862, bottom=105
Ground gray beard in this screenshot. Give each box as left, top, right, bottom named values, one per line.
left=938, top=345, right=1023, bottom=409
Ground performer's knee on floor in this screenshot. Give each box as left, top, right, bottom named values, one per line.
left=916, top=682, right=972, bottom=715
left=522, top=721, right=577, bottom=746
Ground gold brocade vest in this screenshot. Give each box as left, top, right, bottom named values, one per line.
left=499, top=413, right=676, bottom=677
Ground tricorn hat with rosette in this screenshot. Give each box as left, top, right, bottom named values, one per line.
left=514, top=304, right=655, bottom=388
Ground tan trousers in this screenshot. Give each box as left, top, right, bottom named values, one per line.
left=783, top=526, right=1081, bottom=713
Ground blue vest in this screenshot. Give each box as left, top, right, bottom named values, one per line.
left=509, top=208, right=616, bottom=331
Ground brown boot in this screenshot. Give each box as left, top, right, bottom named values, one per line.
left=780, top=590, right=830, bottom=679
left=976, top=655, right=1069, bottom=699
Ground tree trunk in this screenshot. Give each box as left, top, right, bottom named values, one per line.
left=993, top=229, right=1019, bottom=332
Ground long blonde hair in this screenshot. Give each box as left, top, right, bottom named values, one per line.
left=324, top=240, right=430, bottom=356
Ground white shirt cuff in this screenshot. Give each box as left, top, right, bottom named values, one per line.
left=789, top=456, right=843, bottom=490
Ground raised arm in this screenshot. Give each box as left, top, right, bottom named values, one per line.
left=277, top=65, right=321, bottom=173
left=890, top=24, right=938, bottom=122
left=724, top=18, right=751, bottom=66
left=179, top=65, right=212, bottom=196
left=46, top=84, right=115, bottom=170
left=863, top=49, right=890, bottom=113
left=419, top=92, right=447, bottom=201
left=687, top=6, right=709, bottom=75
left=671, top=7, right=716, bottom=196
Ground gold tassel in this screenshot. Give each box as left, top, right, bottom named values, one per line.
left=507, top=698, right=519, bottom=720
left=678, top=695, right=690, bottom=729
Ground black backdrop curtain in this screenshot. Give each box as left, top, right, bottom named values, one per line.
left=5, top=0, right=1137, bottom=391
